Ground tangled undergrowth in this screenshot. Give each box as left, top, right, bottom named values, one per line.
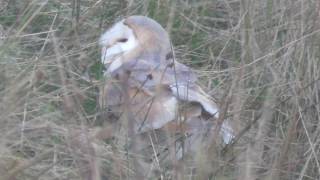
left=0, top=0, right=320, bottom=179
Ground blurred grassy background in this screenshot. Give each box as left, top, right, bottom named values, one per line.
left=1, top=0, right=320, bottom=179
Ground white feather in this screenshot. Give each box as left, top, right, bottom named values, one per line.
left=170, top=84, right=219, bottom=117
left=106, top=58, right=123, bottom=73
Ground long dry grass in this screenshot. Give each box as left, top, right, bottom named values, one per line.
left=0, top=0, right=320, bottom=179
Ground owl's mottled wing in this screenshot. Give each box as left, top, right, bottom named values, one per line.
left=114, top=56, right=219, bottom=116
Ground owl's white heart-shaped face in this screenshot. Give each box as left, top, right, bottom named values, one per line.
left=99, top=20, right=138, bottom=67
left=99, top=16, right=172, bottom=73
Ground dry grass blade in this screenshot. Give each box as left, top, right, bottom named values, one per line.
left=1, top=0, right=320, bottom=180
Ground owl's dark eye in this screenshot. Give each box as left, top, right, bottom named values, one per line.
left=118, top=38, right=128, bottom=43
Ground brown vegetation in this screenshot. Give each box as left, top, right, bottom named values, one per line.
left=0, top=0, right=320, bottom=179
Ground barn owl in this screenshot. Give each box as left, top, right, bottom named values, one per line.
left=99, top=16, right=233, bottom=147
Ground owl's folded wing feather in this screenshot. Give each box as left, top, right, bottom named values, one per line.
left=169, top=84, right=219, bottom=117
left=117, top=58, right=219, bottom=116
